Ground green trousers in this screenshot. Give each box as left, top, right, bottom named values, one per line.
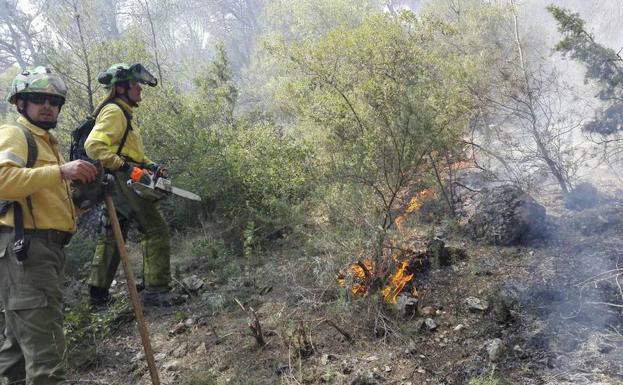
left=0, top=229, right=66, bottom=385
left=87, top=171, right=171, bottom=291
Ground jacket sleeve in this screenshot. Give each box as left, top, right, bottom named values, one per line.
left=0, top=126, right=62, bottom=200
left=84, top=104, right=126, bottom=170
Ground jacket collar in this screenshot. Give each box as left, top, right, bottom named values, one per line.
left=16, top=115, right=52, bottom=139
left=113, top=98, right=134, bottom=115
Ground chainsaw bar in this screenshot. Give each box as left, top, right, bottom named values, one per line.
left=127, top=177, right=202, bottom=202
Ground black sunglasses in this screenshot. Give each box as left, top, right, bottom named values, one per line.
left=26, top=94, right=64, bottom=107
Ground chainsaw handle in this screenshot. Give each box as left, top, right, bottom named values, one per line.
left=130, top=167, right=152, bottom=184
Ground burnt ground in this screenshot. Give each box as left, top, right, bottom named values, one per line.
left=46, top=190, right=623, bottom=384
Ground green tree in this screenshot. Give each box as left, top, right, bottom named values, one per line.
left=269, top=10, right=478, bottom=299
left=549, top=5, right=623, bottom=136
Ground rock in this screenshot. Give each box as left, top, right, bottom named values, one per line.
left=427, top=238, right=452, bottom=267
left=184, top=317, right=195, bottom=328
left=490, top=283, right=521, bottom=323
left=565, top=182, right=599, bottom=210
left=321, top=354, right=329, bottom=365
left=468, top=185, right=547, bottom=245
left=453, top=324, right=465, bottom=332
left=162, top=360, right=181, bottom=371
left=168, top=321, right=188, bottom=336
left=419, top=306, right=436, bottom=317
left=202, top=293, right=226, bottom=313
left=465, top=296, right=489, bottom=312
left=182, top=275, right=204, bottom=291
left=395, top=294, right=418, bottom=317
left=132, top=351, right=145, bottom=362
left=154, top=353, right=166, bottom=362
left=195, top=342, right=207, bottom=355
left=424, top=318, right=437, bottom=331
left=485, top=338, right=504, bottom=362
left=171, top=342, right=188, bottom=358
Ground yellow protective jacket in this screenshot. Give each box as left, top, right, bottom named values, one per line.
left=0, top=116, right=76, bottom=232
left=84, top=98, right=152, bottom=170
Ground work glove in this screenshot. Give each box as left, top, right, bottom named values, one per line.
left=144, top=162, right=167, bottom=178
left=119, top=161, right=151, bottom=184
left=72, top=161, right=113, bottom=209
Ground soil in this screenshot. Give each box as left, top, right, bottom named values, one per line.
left=53, top=188, right=623, bottom=385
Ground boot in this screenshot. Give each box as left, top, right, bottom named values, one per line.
left=141, top=289, right=185, bottom=307
left=89, top=285, right=112, bottom=306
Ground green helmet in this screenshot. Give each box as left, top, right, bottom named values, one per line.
left=97, top=63, right=158, bottom=88
left=7, top=66, right=68, bottom=104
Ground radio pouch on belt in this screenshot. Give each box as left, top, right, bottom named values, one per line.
left=4, top=124, right=38, bottom=261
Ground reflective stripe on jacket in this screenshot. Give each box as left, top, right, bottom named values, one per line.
left=84, top=98, right=151, bottom=170
left=0, top=116, right=76, bottom=232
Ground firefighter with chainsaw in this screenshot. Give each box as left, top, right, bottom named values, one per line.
left=85, top=63, right=180, bottom=307
left=0, top=67, right=98, bottom=384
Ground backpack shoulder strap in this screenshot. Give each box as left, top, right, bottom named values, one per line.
left=14, top=123, right=38, bottom=168
left=9, top=123, right=39, bottom=240
left=102, top=101, right=132, bottom=157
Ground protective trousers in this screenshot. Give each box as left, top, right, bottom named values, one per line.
left=0, top=230, right=66, bottom=385
left=87, top=171, right=170, bottom=291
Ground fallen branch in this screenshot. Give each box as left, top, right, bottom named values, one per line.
left=586, top=301, right=623, bottom=309
left=248, top=307, right=266, bottom=347
left=575, top=268, right=623, bottom=287
left=323, top=319, right=353, bottom=343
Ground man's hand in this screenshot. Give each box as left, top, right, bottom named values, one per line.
left=145, top=162, right=167, bottom=178
left=60, top=160, right=98, bottom=183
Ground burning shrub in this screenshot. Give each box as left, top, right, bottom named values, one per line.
left=337, top=250, right=426, bottom=304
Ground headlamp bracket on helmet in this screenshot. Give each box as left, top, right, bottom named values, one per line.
left=97, top=63, right=158, bottom=88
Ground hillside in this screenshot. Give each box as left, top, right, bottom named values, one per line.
left=56, top=183, right=623, bottom=385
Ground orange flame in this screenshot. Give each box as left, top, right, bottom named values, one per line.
left=381, top=260, right=414, bottom=304
left=338, top=257, right=416, bottom=303
left=405, top=188, right=437, bottom=214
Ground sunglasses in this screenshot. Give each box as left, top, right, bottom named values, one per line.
left=26, top=94, right=64, bottom=107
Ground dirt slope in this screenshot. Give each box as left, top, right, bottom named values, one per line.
left=61, top=192, right=623, bottom=385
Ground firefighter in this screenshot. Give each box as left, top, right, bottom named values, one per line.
left=0, top=67, right=97, bottom=384
left=85, top=63, right=178, bottom=307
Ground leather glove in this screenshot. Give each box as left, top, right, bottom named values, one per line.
left=72, top=161, right=109, bottom=209
left=144, top=162, right=167, bottom=178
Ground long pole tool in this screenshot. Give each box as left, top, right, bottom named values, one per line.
left=104, top=195, right=161, bottom=385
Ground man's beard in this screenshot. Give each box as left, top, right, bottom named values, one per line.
left=19, top=107, right=58, bottom=129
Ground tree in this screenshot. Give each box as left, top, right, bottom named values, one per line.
left=0, top=0, right=44, bottom=71
left=268, top=10, right=478, bottom=304
left=549, top=5, right=623, bottom=136
left=425, top=0, right=589, bottom=194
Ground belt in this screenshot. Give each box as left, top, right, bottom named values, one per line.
left=0, top=226, right=73, bottom=246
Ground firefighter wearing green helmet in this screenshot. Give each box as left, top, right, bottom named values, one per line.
left=85, top=63, right=179, bottom=307
left=0, top=66, right=98, bottom=384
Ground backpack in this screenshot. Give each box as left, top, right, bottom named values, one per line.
left=70, top=101, right=132, bottom=161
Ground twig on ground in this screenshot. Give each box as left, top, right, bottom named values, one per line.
left=575, top=268, right=623, bottom=287
left=321, top=319, right=353, bottom=343
left=234, top=297, right=246, bottom=311
left=586, top=301, right=623, bottom=308
left=248, top=307, right=266, bottom=347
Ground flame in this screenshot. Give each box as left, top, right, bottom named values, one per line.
left=351, top=259, right=373, bottom=279
left=338, top=257, right=417, bottom=303
left=381, top=260, right=414, bottom=304
left=405, top=188, right=437, bottom=213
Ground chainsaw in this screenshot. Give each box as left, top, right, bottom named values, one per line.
left=126, top=167, right=201, bottom=202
